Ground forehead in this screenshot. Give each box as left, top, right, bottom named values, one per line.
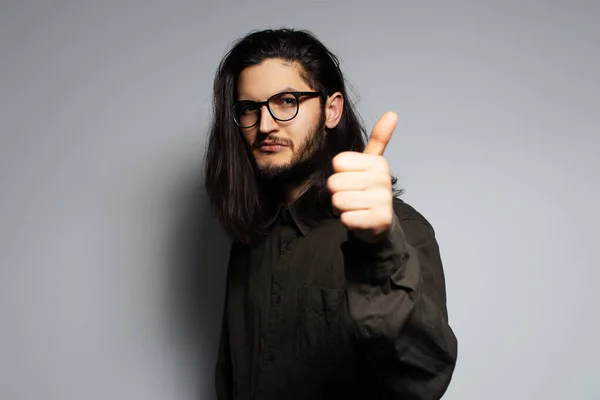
left=237, top=58, right=311, bottom=100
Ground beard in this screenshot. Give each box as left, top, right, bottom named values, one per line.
left=255, top=112, right=328, bottom=187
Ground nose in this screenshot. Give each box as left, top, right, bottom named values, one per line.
left=258, top=105, right=279, bottom=134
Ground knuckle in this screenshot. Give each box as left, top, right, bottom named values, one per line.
left=331, top=191, right=344, bottom=207
left=326, top=175, right=337, bottom=191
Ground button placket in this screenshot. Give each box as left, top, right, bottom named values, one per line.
left=261, top=231, right=296, bottom=370
left=257, top=210, right=305, bottom=395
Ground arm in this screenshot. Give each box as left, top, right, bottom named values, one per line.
left=342, top=212, right=458, bottom=399
left=215, top=246, right=234, bottom=399
left=215, top=303, right=233, bottom=399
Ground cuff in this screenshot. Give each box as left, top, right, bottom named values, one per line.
left=342, top=212, right=408, bottom=285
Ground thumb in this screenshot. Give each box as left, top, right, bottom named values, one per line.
left=364, top=111, right=398, bottom=155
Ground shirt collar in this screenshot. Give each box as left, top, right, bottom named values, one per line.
left=265, top=201, right=310, bottom=237
left=282, top=202, right=310, bottom=237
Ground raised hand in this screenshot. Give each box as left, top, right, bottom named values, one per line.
left=327, top=112, right=398, bottom=243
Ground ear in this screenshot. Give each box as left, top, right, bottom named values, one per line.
left=324, top=92, right=344, bottom=129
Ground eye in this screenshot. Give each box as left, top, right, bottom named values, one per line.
left=276, top=95, right=297, bottom=107
left=241, top=103, right=258, bottom=114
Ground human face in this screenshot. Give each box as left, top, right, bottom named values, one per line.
left=236, top=58, right=326, bottom=178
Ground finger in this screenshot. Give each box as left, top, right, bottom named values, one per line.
left=363, top=111, right=398, bottom=156
left=327, top=171, right=371, bottom=193
left=339, top=209, right=374, bottom=231
left=331, top=191, right=372, bottom=212
left=332, top=151, right=375, bottom=173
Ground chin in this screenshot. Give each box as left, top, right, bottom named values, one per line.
left=254, top=152, right=291, bottom=166
left=256, top=160, right=292, bottom=172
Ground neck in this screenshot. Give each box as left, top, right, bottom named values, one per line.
left=285, top=180, right=312, bottom=205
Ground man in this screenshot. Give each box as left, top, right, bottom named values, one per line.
left=204, top=28, right=458, bottom=399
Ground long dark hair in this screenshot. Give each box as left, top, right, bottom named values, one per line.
left=204, top=28, right=401, bottom=245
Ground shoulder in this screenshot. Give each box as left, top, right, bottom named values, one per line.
left=392, top=197, right=434, bottom=229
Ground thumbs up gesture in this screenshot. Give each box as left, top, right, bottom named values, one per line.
left=327, top=112, right=398, bottom=243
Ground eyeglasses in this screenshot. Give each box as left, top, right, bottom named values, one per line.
left=232, top=91, right=323, bottom=128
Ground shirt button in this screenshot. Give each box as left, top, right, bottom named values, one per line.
left=263, top=353, right=275, bottom=366
left=273, top=294, right=281, bottom=305
left=284, top=242, right=293, bottom=250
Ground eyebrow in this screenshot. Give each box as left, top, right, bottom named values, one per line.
left=239, top=87, right=301, bottom=102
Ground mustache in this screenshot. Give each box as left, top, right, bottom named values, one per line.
left=253, top=137, right=293, bottom=148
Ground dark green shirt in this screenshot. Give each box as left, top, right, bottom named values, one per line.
left=215, top=197, right=458, bottom=399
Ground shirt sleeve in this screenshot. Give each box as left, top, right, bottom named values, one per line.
left=215, top=245, right=235, bottom=400
left=342, top=211, right=458, bottom=399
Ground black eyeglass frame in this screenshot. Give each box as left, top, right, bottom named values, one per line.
left=232, top=91, right=324, bottom=128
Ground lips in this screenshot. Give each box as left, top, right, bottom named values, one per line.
left=261, top=141, right=287, bottom=147
left=258, top=141, right=288, bottom=152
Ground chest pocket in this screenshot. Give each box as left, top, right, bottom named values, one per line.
left=295, top=285, right=346, bottom=366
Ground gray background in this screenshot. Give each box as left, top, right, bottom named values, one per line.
left=1, top=1, right=598, bottom=399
